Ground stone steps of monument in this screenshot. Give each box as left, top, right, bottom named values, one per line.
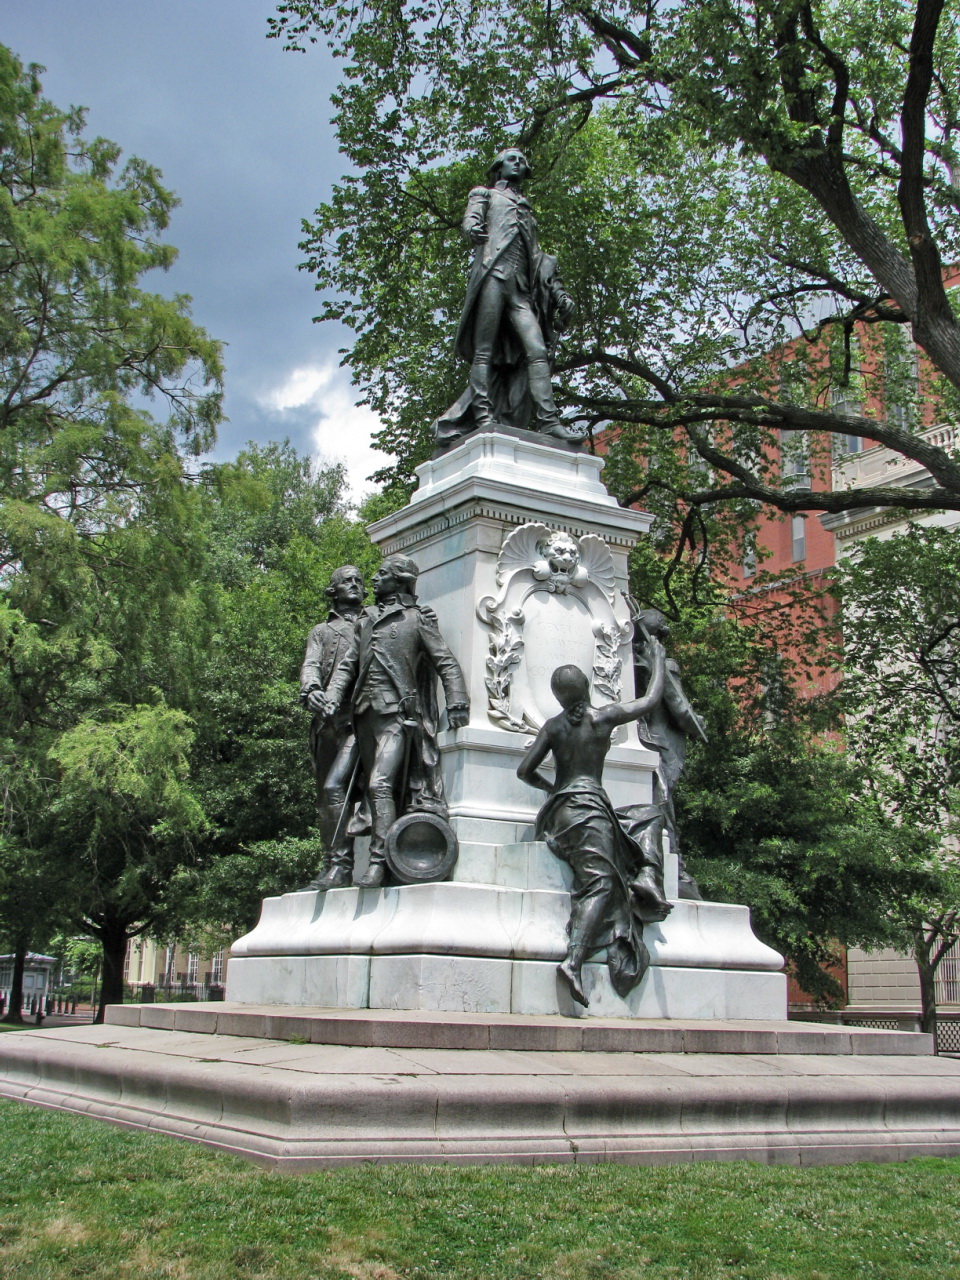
left=103, top=1002, right=933, bottom=1057
left=2, top=1017, right=953, bottom=1170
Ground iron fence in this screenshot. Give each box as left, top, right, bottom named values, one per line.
left=840, top=1011, right=960, bottom=1055
left=936, top=945, right=960, bottom=1006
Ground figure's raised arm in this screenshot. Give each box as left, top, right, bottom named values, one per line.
left=596, top=637, right=666, bottom=729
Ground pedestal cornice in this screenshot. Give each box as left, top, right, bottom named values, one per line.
left=367, top=430, right=651, bottom=551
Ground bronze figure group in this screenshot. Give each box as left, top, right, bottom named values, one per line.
left=295, top=146, right=710, bottom=1008
left=301, top=557, right=707, bottom=1007
left=300, top=556, right=468, bottom=890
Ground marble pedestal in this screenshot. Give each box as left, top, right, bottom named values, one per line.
left=228, top=430, right=788, bottom=1020
left=228, top=835, right=786, bottom=1018
left=369, top=429, right=657, bottom=826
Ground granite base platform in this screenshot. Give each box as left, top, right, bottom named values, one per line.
left=1, top=1003, right=958, bottom=1171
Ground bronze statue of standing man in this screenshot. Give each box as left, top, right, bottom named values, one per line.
left=300, top=565, right=367, bottom=889
left=320, top=555, right=470, bottom=888
left=433, top=147, right=581, bottom=448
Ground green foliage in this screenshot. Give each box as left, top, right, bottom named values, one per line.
left=0, top=49, right=220, bottom=992
left=0, top=836, right=65, bottom=957
left=0, top=45, right=222, bottom=457
left=0, top=48, right=387, bottom=991
left=46, top=704, right=206, bottom=932
left=187, top=442, right=379, bottom=861
left=627, top=539, right=917, bottom=1002
left=680, top=723, right=912, bottom=1001
left=169, top=837, right=323, bottom=947
left=836, top=525, right=960, bottom=828
left=273, top=0, right=960, bottom=537
left=0, top=44, right=224, bottom=760
left=49, top=934, right=101, bottom=978
left=834, top=525, right=960, bottom=1025
left=3, top=1097, right=960, bottom=1277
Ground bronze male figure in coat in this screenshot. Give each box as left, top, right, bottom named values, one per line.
left=320, top=555, right=470, bottom=887
left=433, top=147, right=580, bottom=448
left=300, top=565, right=366, bottom=889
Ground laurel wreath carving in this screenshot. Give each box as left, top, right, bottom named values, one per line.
left=481, top=604, right=539, bottom=733
left=592, top=620, right=630, bottom=704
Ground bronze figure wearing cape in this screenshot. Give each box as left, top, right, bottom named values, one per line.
left=319, top=555, right=470, bottom=888
left=432, top=147, right=582, bottom=449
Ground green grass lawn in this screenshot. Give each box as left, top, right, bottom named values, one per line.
left=0, top=1097, right=957, bottom=1280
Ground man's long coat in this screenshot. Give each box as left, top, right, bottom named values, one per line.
left=324, top=596, right=469, bottom=816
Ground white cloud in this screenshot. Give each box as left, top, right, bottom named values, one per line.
left=258, top=361, right=390, bottom=502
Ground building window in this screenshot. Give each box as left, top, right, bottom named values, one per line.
left=829, top=331, right=862, bottom=422
left=885, top=330, right=918, bottom=428
left=210, top=950, right=224, bottom=983
left=186, top=952, right=200, bottom=987
left=936, top=941, right=960, bottom=1005
left=830, top=383, right=862, bottom=420
left=743, top=545, right=756, bottom=579
left=779, top=430, right=809, bottom=486
left=889, top=397, right=911, bottom=429
left=833, top=432, right=862, bottom=457
left=791, top=514, right=806, bottom=562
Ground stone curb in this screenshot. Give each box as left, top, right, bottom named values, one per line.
left=104, top=1003, right=935, bottom=1057
left=0, top=1027, right=958, bottom=1170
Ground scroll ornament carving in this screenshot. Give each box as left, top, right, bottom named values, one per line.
left=477, top=523, right=633, bottom=731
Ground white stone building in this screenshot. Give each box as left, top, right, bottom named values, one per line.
left=822, top=423, right=959, bottom=1021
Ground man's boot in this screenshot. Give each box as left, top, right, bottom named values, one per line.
left=468, top=361, right=495, bottom=429
left=358, top=851, right=387, bottom=889
left=677, top=855, right=703, bottom=901
left=527, top=358, right=584, bottom=444
left=305, top=847, right=353, bottom=892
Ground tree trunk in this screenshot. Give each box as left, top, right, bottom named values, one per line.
left=95, top=919, right=129, bottom=1025
left=914, top=931, right=939, bottom=1044
left=1, top=939, right=28, bottom=1025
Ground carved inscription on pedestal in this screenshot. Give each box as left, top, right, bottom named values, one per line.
left=477, top=524, right=633, bottom=732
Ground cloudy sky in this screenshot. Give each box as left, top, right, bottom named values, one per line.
left=3, top=0, right=388, bottom=500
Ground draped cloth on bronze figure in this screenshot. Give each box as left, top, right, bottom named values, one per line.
left=535, top=779, right=665, bottom=997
